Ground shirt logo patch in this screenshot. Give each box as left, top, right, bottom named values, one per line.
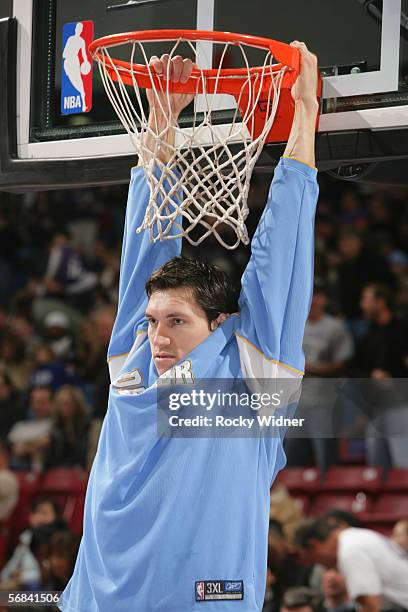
left=195, top=580, right=244, bottom=602
left=113, top=368, right=146, bottom=395
left=196, top=582, right=205, bottom=601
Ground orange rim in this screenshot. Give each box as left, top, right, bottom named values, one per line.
left=89, top=29, right=300, bottom=93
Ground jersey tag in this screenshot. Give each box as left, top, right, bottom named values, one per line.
left=195, top=580, right=244, bottom=602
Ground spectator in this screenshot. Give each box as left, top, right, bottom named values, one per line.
left=269, top=486, right=305, bottom=542
left=77, top=305, right=115, bottom=468
left=0, top=440, right=19, bottom=520
left=46, top=385, right=90, bottom=469
left=42, top=531, right=80, bottom=591
left=355, top=284, right=408, bottom=378
left=30, top=344, right=78, bottom=391
left=281, top=587, right=324, bottom=612
left=367, top=193, right=397, bottom=243
left=294, top=517, right=408, bottom=612
left=92, top=304, right=115, bottom=394
left=0, top=497, right=63, bottom=590
left=0, top=371, right=25, bottom=440
left=351, top=284, right=408, bottom=468
left=0, top=330, right=32, bottom=391
left=303, top=284, right=354, bottom=377
left=338, top=190, right=367, bottom=230
left=267, top=518, right=311, bottom=594
left=36, top=231, right=97, bottom=312
left=391, top=519, right=408, bottom=556
left=387, top=250, right=408, bottom=317
left=7, top=315, right=39, bottom=357
left=322, top=569, right=354, bottom=612
left=324, top=510, right=362, bottom=530
left=8, top=386, right=54, bottom=472
left=91, top=241, right=120, bottom=304
left=285, top=283, right=354, bottom=471
left=336, top=230, right=395, bottom=335
left=77, top=305, right=115, bottom=417
left=41, top=311, right=75, bottom=363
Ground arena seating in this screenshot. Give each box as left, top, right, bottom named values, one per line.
left=2, top=465, right=406, bottom=562
left=321, top=466, right=383, bottom=492
left=275, top=467, right=321, bottom=491
left=365, top=494, right=408, bottom=522
left=40, top=468, right=88, bottom=534
left=383, top=468, right=408, bottom=492
left=309, top=492, right=372, bottom=515
left=3, top=469, right=89, bottom=556
left=273, top=466, right=408, bottom=535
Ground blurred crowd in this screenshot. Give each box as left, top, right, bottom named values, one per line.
left=263, top=501, right=408, bottom=612
left=0, top=495, right=78, bottom=593
left=0, top=170, right=408, bottom=604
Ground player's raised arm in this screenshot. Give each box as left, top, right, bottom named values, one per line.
left=141, top=55, right=195, bottom=165
left=108, top=56, right=195, bottom=367
left=237, top=42, right=319, bottom=375
left=282, top=41, right=319, bottom=167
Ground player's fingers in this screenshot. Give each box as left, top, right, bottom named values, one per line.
left=290, top=41, right=311, bottom=55
left=149, top=55, right=163, bottom=76
left=160, top=54, right=170, bottom=79
left=290, top=41, right=317, bottom=65
left=170, top=55, right=184, bottom=83
left=180, top=58, right=193, bottom=83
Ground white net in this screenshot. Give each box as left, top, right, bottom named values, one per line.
left=94, top=35, right=287, bottom=249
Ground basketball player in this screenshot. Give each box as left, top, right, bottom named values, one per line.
left=59, top=42, right=319, bottom=611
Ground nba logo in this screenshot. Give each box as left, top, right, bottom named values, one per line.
left=196, top=582, right=205, bottom=601
left=61, top=21, right=94, bottom=115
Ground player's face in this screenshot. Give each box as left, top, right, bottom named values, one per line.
left=146, top=289, right=212, bottom=375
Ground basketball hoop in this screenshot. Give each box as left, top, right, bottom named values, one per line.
left=89, top=30, right=302, bottom=249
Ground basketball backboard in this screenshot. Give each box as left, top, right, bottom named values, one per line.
left=0, top=0, right=407, bottom=190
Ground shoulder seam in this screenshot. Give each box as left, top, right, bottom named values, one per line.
left=235, top=332, right=304, bottom=376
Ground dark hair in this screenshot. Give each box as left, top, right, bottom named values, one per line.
left=145, top=256, right=239, bottom=326
left=0, top=331, right=26, bottom=362
left=49, top=530, right=80, bottom=559
left=293, top=517, right=337, bottom=550
left=0, top=371, right=14, bottom=390
left=31, top=495, right=61, bottom=517
left=325, top=509, right=362, bottom=528
left=269, top=518, right=285, bottom=538
left=363, top=283, right=395, bottom=311
left=313, top=281, right=328, bottom=296
left=53, top=385, right=89, bottom=432
left=30, top=523, right=69, bottom=557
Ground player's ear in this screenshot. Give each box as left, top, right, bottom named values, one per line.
left=210, top=313, right=228, bottom=331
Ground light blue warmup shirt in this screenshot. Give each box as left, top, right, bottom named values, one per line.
left=59, top=157, right=318, bottom=611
